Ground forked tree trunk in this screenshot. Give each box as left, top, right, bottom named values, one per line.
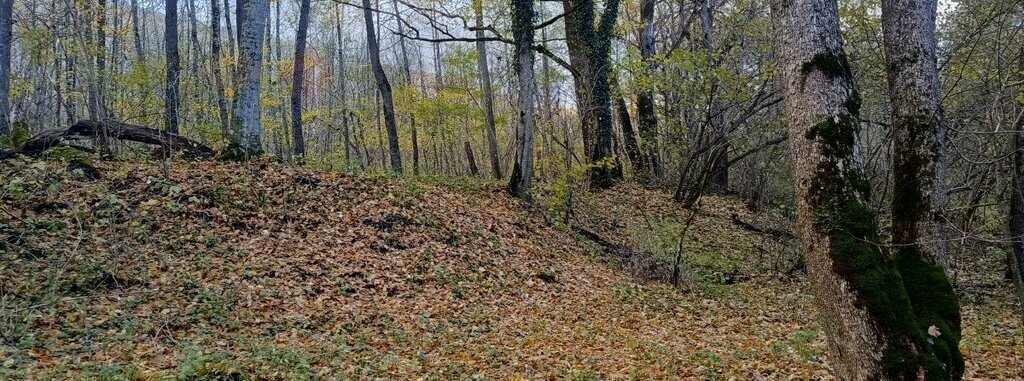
left=771, top=0, right=955, bottom=378
left=563, top=0, right=622, bottom=189
left=507, top=0, right=536, bottom=199
left=362, top=0, right=401, bottom=173
left=881, top=0, right=963, bottom=376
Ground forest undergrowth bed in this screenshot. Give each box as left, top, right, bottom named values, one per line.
left=1, top=156, right=1020, bottom=379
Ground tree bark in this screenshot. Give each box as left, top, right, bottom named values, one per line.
left=231, top=0, right=269, bottom=153
left=881, top=0, right=963, bottom=376
left=130, top=0, right=144, bottom=62
left=771, top=0, right=954, bottom=378
left=475, top=0, right=502, bottom=179
left=636, top=0, right=660, bottom=181
left=335, top=5, right=352, bottom=168
left=391, top=0, right=418, bottom=174
left=291, top=0, right=311, bottom=158
left=562, top=0, right=622, bottom=189
left=165, top=0, right=181, bottom=134
left=464, top=141, right=479, bottom=176
left=1008, top=36, right=1024, bottom=329
left=211, top=0, right=231, bottom=143
left=0, top=0, right=11, bottom=138
left=362, top=0, right=402, bottom=173
left=699, top=0, right=728, bottom=190
left=614, top=83, right=644, bottom=175
left=507, top=0, right=536, bottom=199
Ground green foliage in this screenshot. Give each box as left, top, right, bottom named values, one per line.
left=219, top=142, right=265, bottom=162
left=0, top=121, right=31, bottom=149
left=178, top=349, right=244, bottom=381
left=45, top=146, right=100, bottom=180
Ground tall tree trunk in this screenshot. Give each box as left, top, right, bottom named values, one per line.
left=507, top=0, right=536, bottom=199
left=165, top=0, right=181, bottom=134
left=130, top=0, right=144, bottom=62
left=636, top=0, right=660, bottom=181
left=475, top=0, right=502, bottom=179
left=362, top=0, right=401, bottom=173
left=96, top=0, right=108, bottom=119
left=771, top=0, right=954, bottom=378
left=1011, top=46, right=1024, bottom=318
left=187, top=0, right=202, bottom=74
left=0, top=0, right=11, bottom=138
left=391, top=0, right=418, bottom=174
left=231, top=0, right=269, bottom=153
left=335, top=5, right=351, bottom=168
left=211, top=0, right=231, bottom=142
left=882, top=0, right=963, bottom=376
left=274, top=0, right=288, bottom=157
left=224, top=0, right=236, bottom=69
left=700, top=0, right=728, bottom=190
left=563, top=0, right=622, bottom=189
left=613, top=76, right=643, bottom=175
left=291, top=0, right=311, bottom=159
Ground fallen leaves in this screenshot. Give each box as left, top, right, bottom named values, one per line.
left=0, top=157, right=1020, bottom=379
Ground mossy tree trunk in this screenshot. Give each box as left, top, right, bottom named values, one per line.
left=636, top=0, right=661, bottom=182
left=881, top=0, right=963, bottom=377
left=563, top=0, right=623, bottom=190
left=771, top=0, right=957, bottom=378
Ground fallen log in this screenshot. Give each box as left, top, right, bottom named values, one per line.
left=5, top=120, right=214, bottom=159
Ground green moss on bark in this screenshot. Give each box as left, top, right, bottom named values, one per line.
left=801, top=52, right=852, bottom=78
left=805, top=112, right=955, bottom=379
left=896, top=248, right=965, bottom=379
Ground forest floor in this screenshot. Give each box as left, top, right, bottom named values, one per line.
left=1, top=157, right=1021, bottom=380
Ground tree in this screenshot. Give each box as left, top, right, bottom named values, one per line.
left=0, top=0, right=11, bottom=138
left=165, top=0, right=182, bottom=134
left=291, top=0, right=312, bottom=159
left=881, top=0, right=963, bottom=375
left=770, top=0, right=957, bottom=377
left=391, top=0, right=418, bottom=174
left=231, top=0, right=270, bottom=153
left=1010, top=43, right=1024, bottom=323
left=211, top=0, right=231, bottom=142
left=474, top=0, right=502, bottom=179
left=563, top=0, right=622, bottom=189
left=635, top=0, right=660, bottom=181
left=507, top=0, right=536, bottom=199
left=362, top=0, right=402, bottom=173
left=130, top=0, right=145, bottom=62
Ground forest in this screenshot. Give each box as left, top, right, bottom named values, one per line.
left=0, top=0, right=1022, bottom=378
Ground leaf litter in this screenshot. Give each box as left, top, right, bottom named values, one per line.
left=0, top=157, right=1020, bottom=379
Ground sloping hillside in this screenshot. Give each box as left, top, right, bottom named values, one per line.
left=1, top=157, right=1020, bottom=379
